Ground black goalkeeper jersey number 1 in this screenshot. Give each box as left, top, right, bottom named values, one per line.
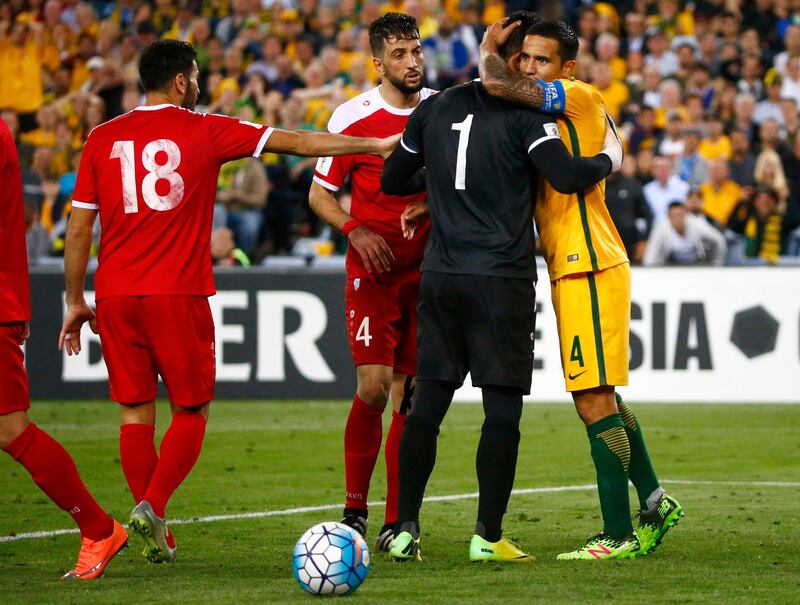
left=396, top=81, right=560, bottom=281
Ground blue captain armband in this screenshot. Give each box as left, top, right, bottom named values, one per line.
left=538, top=80, right=566, bottom=113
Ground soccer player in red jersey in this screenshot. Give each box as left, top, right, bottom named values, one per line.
left=59, top=39, right=397, bottom=564
left=308, top=13, right=434, bottom=552
left=0, top=119, right=128, bottom=580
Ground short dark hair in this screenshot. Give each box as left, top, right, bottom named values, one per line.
left=368, top=13, right=419, bottom=57
left=526, top=20, right=579, bottom=63
left=668, top=200, right=685, bottom=210
left=498, top=11, right=542, bottom=59
left=139, top=39, right=197, bottom=92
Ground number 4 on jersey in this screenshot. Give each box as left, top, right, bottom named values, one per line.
left=356, top=317, right=372, bottom=347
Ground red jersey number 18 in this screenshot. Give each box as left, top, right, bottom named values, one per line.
left=110, top=139, right=185, bottom=214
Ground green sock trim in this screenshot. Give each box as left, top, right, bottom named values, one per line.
left=615, top=396, right=661, bottom=510
left=586, top=412, right=624, bottom=438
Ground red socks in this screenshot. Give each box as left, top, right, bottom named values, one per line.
left=344, top=395, right=385, bottom=512
left=120, top=423, right=158, bottom=504
left=143, top=411, right=207, bottom=518
left=384, top=410, right=407, bottom=525
left=4, top=423, right=113, bottom=541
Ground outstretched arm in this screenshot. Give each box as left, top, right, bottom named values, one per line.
left=265, top=129, right=400, bottom=159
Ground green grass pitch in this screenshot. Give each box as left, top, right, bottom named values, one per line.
left=1, top=401, right=799, bottom=604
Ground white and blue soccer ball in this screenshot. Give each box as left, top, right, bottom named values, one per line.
left=292, top=522, right=370, bottom=596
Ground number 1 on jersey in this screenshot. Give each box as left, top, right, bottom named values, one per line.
left=451, top=114, right=474, bottom=190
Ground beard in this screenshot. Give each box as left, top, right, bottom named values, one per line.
left=384, top=70, right=423, bottom=95
left=181, top=85, right=198, bottom=111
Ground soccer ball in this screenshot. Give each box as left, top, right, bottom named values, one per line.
left=292, top=522, right=370, bottom=596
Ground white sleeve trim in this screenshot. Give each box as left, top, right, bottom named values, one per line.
left=400, top=137, right=419, bottom=154
left=312, top=175, right=340, bottom=192
left=252, top=126, right=275, bottom=157
left=527, top=135, right=561, bottom=153
left=71, top=200, right=99, bottom=210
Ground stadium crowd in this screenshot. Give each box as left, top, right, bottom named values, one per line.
left=3, top=0, right=800, bottom=267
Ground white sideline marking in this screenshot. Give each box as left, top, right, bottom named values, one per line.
left=1, top=479, right=798, bottom=544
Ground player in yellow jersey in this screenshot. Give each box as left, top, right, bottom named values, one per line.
left=478, top=17, right=683, bottom=560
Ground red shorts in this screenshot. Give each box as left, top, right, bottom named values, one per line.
left=345, top=277, right=418, bottom=377
left=0, top=322, right=30, bottom=414
left=96, top=295, right=215, bottom=406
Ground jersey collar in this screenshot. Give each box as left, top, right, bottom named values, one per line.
left=133, top=103, right=176, bottom=111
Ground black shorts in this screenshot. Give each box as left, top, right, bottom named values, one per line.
left=416, top=271, right=536, bottom=394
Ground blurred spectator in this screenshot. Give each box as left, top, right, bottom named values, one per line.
left=685, top=186, right=725, bottom=231
left=624, top=12, right=646, bottom=54
left=731, top=93, right=757, bottom=143
left=780, top=55, right=800, bottom=107
left=737, top=52, right=764, bottom=99
left=0, top=19, right=47, bottom=130
left=780, top=98, right=800, bottom=142
left=247, top=35, right=283, bottom=85
left=595, top=32, right=626, bottom=82
left=644, top=29, right=678, bottom=77
left=728, top=187, right=800, bottom=262
left=215, top=156, right=269, bottom=257
left=643, top=201, right=727, bottom=266
left=754, top=148, right=788, bottom=199
left=0, top=110, right=35, bottom=167
left=754, top=69, right=785, bottom=126
left=698, top=116, right=731, bottom=161
left=658, top=113, right=685, bottom=159
left=606, top=155, right=652, bottom=264
left=654, top=79, right=686, bottom=129
left=673, top=127, right=708, bottom=188
left=728, top=128, right=757, bottom=188
left=423, top=13, right=472, bottom=89
left=628, top=106, right=662, bottom=155
left=457, top=1, right=485, bottom=71
left=639, top=65, right=663, bottom=109
left=211, top=226, right=251, bottom=267
left=25, top=202, right=51, bottom=265
left=643, top=155, right=690, bottom=220
left=774, top=24, right=800, bottom=76
left=594, top=62, right=628, bottom=122
left=699, top=159, right=742, bottom=226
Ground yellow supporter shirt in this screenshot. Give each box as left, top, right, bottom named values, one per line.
left=699, top=180, right=741, bottom=225
left=598, top=79, right=629, bottom=122
left=697, top=136, right=732, bottom=161
left=0, top=40, right=44, bottom=113
left=536, top=79, right=628, bottom=281
left=609, top=56, right=627, bottom=82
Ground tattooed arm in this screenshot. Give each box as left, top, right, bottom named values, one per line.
left=477, top=19, right=545, bottom=110
left=480, top=51, right=546, bottom=109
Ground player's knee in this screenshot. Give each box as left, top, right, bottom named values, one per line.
left=404, top=412, right=440, bottom=435
left=0, top=411, right=31, bottom=451
left=573, top=387, right=616, bottom=425
left=482, top=385, right=523, bottom=427
left=357, top=381, right=390, bottom=406
left=171, top=401, right=210, bottom=419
